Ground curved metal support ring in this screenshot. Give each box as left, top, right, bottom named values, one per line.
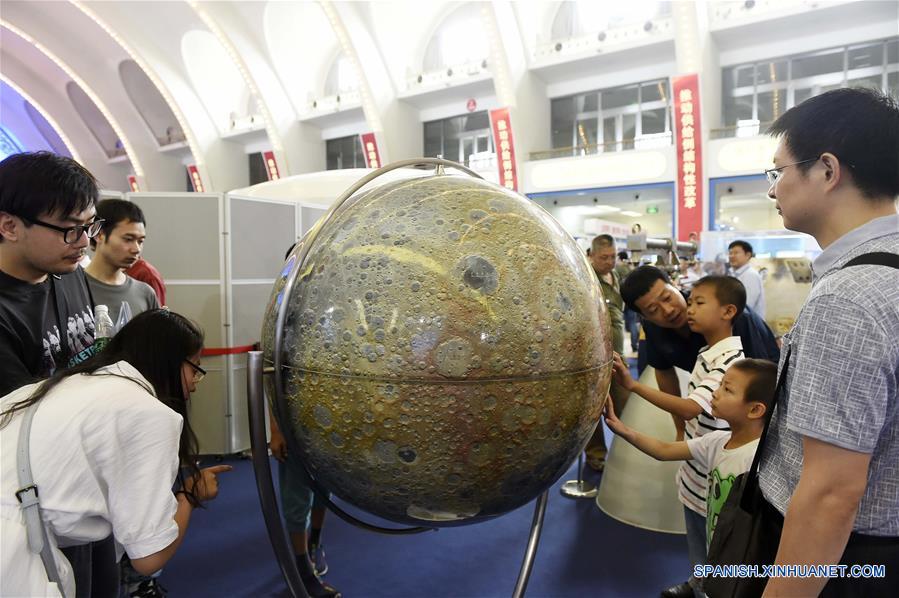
left=247, top=351, right=308, bottom=598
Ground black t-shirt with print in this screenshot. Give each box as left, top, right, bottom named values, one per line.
left=0, top=267, right=96, bottom=396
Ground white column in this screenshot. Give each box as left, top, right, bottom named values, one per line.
left=482, top=1, right=550, bottom=166
left=321, top=1, right=422, bottom=163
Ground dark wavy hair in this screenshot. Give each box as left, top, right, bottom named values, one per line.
left=0, top=152, right=99, bottom=244
left=0, top=309, right=206, bottom=506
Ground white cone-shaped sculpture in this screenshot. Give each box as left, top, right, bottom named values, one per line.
left=596, top=366, right=690, bottom=534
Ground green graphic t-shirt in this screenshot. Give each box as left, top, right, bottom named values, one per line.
left=687, top=430, right=760, bottom=547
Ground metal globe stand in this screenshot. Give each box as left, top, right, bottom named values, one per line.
left=246, top=158, right=556, bottom=598
left=559, top=453, right=598, bottom=499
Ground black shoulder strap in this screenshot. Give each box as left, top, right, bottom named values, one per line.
left=740, top=344, right=790, bottom=510
left=841, top=252, right=899, bottom=270
left=748, top=345, right=790, bottom=475
left=744, top=250, right=899, bottom=508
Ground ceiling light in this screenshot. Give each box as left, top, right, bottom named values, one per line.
left=593, top=205, right=621, bottom=214
left=621, top=210, right=642, bottom=217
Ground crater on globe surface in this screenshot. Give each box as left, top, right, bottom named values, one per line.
left=262, top=173, right=612, bottom=526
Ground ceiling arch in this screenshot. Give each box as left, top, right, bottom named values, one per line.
left=1, top=77, right=79, bottom=160
left=0, top=18, right=144, bottom=178
left=0, top=39, right=125, bottom=189
left=75, top=0, right=248, bottom=191
left=264, top=1, right=338, bottom=116
left=181, top=29, right=252, bottom=133
left=118, top=60, right=185, bottom=146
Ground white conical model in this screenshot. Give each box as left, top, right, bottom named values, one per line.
left=596, top=365, right=689, bottom=534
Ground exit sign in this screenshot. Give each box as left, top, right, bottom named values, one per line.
left=646, top=205, right=659, bottom=214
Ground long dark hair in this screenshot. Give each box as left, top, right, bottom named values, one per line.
left=0, top=309, right=205, bottom=506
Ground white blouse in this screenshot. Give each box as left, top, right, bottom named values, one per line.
left=1, top=361, right=182, bottom=597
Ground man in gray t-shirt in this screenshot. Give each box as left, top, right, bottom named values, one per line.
left=85, top=200, right=159, bottom=325
left=757, top=88, right=899, bottom=596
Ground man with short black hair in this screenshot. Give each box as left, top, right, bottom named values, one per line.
left=727, top=240, right=765, bottom=319
left=85, top=199, right=159, bottom=325
left=0, top=151, right=119, bottom=597
left=620, top=265, right=779, bottom=386
left=755, top=87, right=899, bottom=596
left=0, top=152, right=101, bottom=396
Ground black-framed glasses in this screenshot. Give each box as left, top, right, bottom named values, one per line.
left=764, top=157, right=819, bottom=186
left=184, top=359, right=206, bottom=382
left=20, top=216, right=105, bottom=244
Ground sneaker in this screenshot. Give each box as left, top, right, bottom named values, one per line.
left=306, top=579, right=341, bottom=598
left=296, top=555, right=340, bottom=598
left=310, top=543, right=328, bottom=576
left=127, top=577, right=168, bottom=598
left=660, top=581, right=694, bottom=598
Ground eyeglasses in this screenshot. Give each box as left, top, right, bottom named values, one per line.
left=184, top=359, right=206, bottom=382
left=20, top=216, right=105, bottom=244
left=764, top=157, right=819, bottom=186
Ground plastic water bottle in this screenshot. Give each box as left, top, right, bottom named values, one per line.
left=94, top=304, right=115, bottom=351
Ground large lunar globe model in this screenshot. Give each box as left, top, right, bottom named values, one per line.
left=262, top=167, right=612, bottom=527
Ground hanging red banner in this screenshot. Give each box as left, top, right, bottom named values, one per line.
left=673, top=74, right=703, bottom=241
left=262, top=151, right=280, bottom=180
left=127, top=175, right=139, bottom=192
left=187, top=164, right=205, bottom=192
left=489, top=107, right=518, bottom=191
left=361, top=133, right=381, bottom=169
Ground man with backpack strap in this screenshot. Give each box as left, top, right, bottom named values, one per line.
left=756, top=88, right=899, bottom=596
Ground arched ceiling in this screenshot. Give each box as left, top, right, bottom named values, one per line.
left=2, top=0, right=886, bottom=193
left=0, top=0, right=483, bottom=191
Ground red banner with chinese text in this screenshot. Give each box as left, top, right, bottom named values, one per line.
left=187, top=164, right=205, bottom=192
left=262, top=151, right=280, bottom=181
left=489, top=107, right=518, bottom=191
left=673, top=74, right=703, bottom=241
left=361, top=133, right=381, bottom=169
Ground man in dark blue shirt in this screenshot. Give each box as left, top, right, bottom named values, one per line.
left=622, top=265, right=778, bottom=373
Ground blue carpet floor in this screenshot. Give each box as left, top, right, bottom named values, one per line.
left=160, top=433, right=689, bottom=597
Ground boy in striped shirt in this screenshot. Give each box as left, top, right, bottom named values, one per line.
left=611, top=275, right=746, bottom=597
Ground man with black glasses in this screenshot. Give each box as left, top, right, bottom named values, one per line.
left=0, top=152, right=106, bottom=397
left=754, top=88, right=899, bottom=596
left=0, top=152, right=122, bottom=597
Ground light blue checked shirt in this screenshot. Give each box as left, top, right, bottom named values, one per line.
left=759, top=213, right=899, bottom=535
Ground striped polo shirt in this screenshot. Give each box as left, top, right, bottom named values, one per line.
left=676, top=335, right=745, bottom=515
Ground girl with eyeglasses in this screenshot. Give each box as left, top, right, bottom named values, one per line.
left=0, top=309, right=230, bottom=597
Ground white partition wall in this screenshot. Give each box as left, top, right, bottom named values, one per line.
left=126, top=191, right=240, bottom=454
left=125, top=190, right=330, bottom=455
left=223, top=195, right=328, bottom=455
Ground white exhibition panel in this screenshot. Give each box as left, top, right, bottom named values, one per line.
left=126, top=191, right=236, bottom=454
